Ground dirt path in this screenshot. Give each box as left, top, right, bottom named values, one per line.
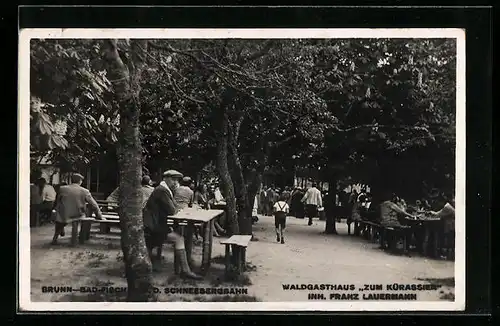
left=29, top=215, right=454, bottom=302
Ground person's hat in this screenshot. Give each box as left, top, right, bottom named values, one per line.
left=71, top=173, right=85, bottom=183
left=142, top=175, right=152, bottom=185
left=163, top=170, right=183, bottom=178
left=182, top=176, right=192, bottom=183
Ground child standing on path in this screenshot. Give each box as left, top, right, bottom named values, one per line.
left=273, top=194, right=290, bottom=244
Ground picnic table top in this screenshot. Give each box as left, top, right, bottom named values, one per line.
left=220, top=235, right=252, bottom=247
left=90, top=205, right=223, bottom=223
left=168, top=207, right=224, bottom=223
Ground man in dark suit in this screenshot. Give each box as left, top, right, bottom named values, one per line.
left=143, top=170, right=201, bottom=279
left=52, top=173, right=103, bottom=244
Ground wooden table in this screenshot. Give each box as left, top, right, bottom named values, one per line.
left=166, top=208, right=224, bottom=274
left=77, top=204, right=223, bottom=272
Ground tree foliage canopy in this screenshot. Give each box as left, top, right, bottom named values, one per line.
left=30, top=38, right=456, bottom=197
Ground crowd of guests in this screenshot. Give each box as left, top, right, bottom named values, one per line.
left=31, top=170, right=456, bottom=272
left=345, top=188, right=456, bottom=258
left=30, top=169, right=237, bottom=280
left=257, top=183, right=326, bottom=244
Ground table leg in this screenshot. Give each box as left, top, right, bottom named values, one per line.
left=432, top=229, right=439, bottom=258
left=201, top=221, right=211, bottom=272
left=207, top=219, right=214, bottom=268
left=423, top=228, right=430, bottom=256
left=234, top=246, right=241, bottom=276
left=71, top=221, right=79, bottom=246
left=184, top=222, right=194, bottom=269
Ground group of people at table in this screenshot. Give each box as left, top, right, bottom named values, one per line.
left=257, top=184, right=455, bottom=258
left=37, top=170, right=230, bottom=280
left=346, top=189, right=456, bottom=257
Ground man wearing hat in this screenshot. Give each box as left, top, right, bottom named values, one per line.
left=51, top=173, right=104, bottom=245
left=143, top=170, right=201, bottom=279
left=174, top=176, right=194, bottom=210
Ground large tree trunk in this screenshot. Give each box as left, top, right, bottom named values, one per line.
left=228, top=114, right=252, bottom=235
left=245, top=168, right=262, bottom=224
left=325, top=172, right=338, bottom=234
left=104, top=39, right=155, bottom=302
left=213, top=106, right=239, bottom=235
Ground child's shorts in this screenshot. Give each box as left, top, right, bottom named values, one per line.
left=274, top=214, right=287, bottom=228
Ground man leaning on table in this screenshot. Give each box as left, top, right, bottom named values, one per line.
left=51, top=173, right=104, bottom=245
left=142, top=169, right=202, bottom=279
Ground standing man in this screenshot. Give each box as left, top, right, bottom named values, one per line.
left=301, top=182, right=323, bottom=226
left=38, top=178, right=57, bottom=225
left=52, top=173, right=103, bottom=244
left=143, top=170, right=201, bottom=279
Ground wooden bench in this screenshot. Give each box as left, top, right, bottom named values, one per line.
left=359, top=220, right=382, bottom=242
left=379, top=225, right=413, bottom=254
left=220, top=235, right=252, bottom=278
left=74, top=214, right=121, bottom=245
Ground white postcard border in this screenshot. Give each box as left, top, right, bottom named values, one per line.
left=18, top=28, right=466, bottom=312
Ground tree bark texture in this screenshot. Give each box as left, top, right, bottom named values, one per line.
left=213, top=105, right=239, bottom=236
left=104, top=39, right=156, bottom=302
left=228, top=114, right=252, bottom=235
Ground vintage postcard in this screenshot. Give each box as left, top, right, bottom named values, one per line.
left=19, top=28, right=465, bottom=311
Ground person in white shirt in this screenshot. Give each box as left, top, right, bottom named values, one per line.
left=38, top=178, right=57, bottom=224
left=273, top=194, right=290, bottom=244
left=213, top=186, right=226, bottom=204
left=301, top=182, right=323, bottom=226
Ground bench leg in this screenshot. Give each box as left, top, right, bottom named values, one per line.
left=79, top=221, right=91, bottom=244
left=234, top=246, right=241, bottom=276
left=224, top=244, right=231, bottom=277
left=370, top=226, right=377, bottom=242
left=71, top=221, right=79, bottom=246
left=241, top=248, right=247, bottom=272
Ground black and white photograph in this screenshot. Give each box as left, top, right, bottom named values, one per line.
left=19, top=28, right=465, bottom=311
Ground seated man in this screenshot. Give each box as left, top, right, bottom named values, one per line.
left=143, top=170, right=201, bottom=279
left=52, top=173, right=104, bottom=244
left=378, top=192, right=418, bottom=250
